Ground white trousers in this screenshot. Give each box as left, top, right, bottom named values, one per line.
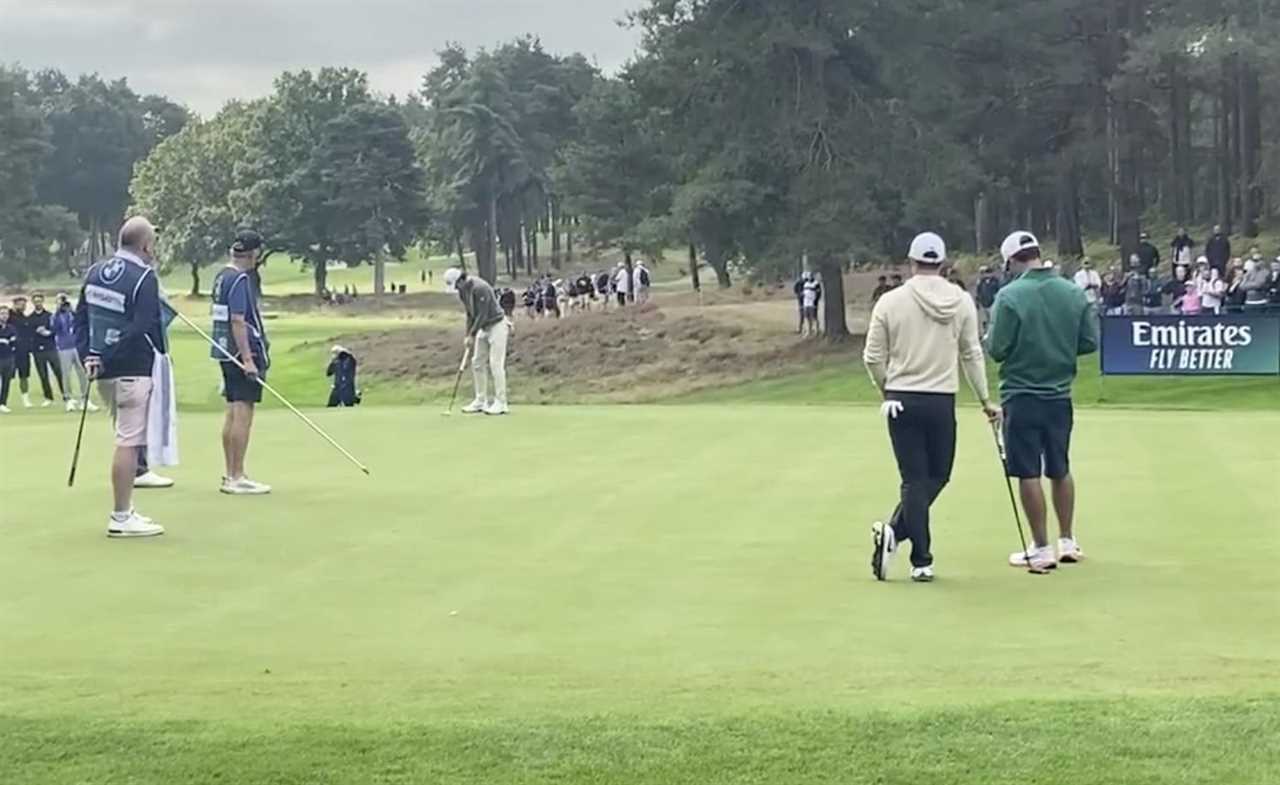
left=472, top=319, right=510, bottom=406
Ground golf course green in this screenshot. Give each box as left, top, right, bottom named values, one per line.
left=2, top=404, right=1278, bottom=783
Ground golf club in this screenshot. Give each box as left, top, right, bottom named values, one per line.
left=66, top=376, right=95, bottom=488
left=167, top=304, right=371, bottom=476
left=442, top=345, right=471, bottom=417
left=990, top=421, right=1051, bottom=576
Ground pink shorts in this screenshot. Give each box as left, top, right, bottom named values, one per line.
left=102, top=377, right=153, bottom=448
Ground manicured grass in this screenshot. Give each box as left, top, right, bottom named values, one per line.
left=1, top=405, right=1278, bottom=783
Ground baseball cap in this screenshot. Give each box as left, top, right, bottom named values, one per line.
left=232, top=229, right=264, bottom=253
left=1001, top=231, right=1040, bottom=263
left=907, top=232, right=947, bottom=264
left=443, top=268, right=464, bottom=290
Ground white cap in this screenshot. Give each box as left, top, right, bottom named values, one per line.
left=907, top=232, right=946, bottom=264
left=1001, top=231, right=1040, bottom=263
left=1197, top=255, right=1209, bottom=264
left=443, top=268, right=463, bottom=291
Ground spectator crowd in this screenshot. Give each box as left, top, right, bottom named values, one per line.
left=511, top=260, right=653, bottom=321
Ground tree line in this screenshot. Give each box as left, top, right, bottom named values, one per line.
left=3, top=0, right=1278, bottom=337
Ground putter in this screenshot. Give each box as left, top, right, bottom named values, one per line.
left=443, top=346, right=471, bottom=416
left=168, top=304, right=371, bottom=476
left=990, top=422, right=1051, bottom=576
left=66, top=379, right=95, bottom=488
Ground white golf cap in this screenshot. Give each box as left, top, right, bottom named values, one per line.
left=443, top=268, right=463, bottom=290
left=1001, top=231, right=1040, bottom=263
left=907, top=232, right=947, bottom=264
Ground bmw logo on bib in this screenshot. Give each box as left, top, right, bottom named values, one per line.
left=100, top=258, right=126, bottom=284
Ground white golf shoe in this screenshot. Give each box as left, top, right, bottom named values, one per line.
left=460, top=400, right=487, bottom=414
left=41, top=399, right=52, bottom=408
left=134, top=471, right=175, bottom=489
left=107, top=511, right=165, bottom=539
left=220, top=476, right=272, bottom=495
left=65, top=399, right=78, bottom=412
left=484, top=402, right=509, bottom=416
left=0, top=405, right=10, bottom=414
left=21, top=393, right=32, bottom=408
left=1010, top=546, right=1058, bottom=571
left=871, top=521, right=897, bottom=582
left=86, top=400, right=100, bottom=412
left=1058, top=538, right=1085, bottom=564
left=910, top=566, right=935, bottom=583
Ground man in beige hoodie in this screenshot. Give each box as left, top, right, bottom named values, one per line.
left=864, top=232, right=1000, bottom=582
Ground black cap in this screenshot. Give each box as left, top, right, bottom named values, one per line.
left=232, top=229, right=264, bottom=254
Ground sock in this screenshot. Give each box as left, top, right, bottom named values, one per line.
left=111, top=511, right=130, bottom=522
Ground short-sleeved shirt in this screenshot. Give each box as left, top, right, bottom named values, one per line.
left=216, top=267, right=270, bottom=367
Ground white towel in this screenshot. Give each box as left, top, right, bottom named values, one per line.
left=146, top=351, right=179, bottom=467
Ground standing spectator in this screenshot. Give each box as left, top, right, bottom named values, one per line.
left=633, top=260, right=652, bottom=304
left=793, top=272, right=810, bottom=333
left=1270, top=260, right=1280, bottom=312
left=9, top=294, right=34, bottom=407
left=498, top=287, right=517, bottom=319
left=1143, top=270, right=1165, bottom=314
left=27, top=293, right=66, bottom=407
left=53, top=293, right=97, bottom=412
left=444, top=267, right=510, bottom=416
left=1179, top=275, right=1203, bottom=315
left=871, top=275, right=892, bottom=307
left=1171, top=228, right=1195, bottom=267
left=543, top=278, right=561, bottom=319
left=1242, top=258, right=1272, bottom=313
left=0, top=305, right=15, bottom=413
left=1161, top=266, right=1189, bottom=314
left=1205, top=226, right=1231, bottom=274
left=613, top=262, right=631, bottom=307
left=1225, top=261, right=1247, bottom=313
left=596, top=270, right=612, bottom=310
left=575, top=272, right=594, bottom=311
left=1124, top=270, right=1149, bottom=315
left=1072, top=260, right=1102, bottom=309
left=890, top=273, right=904, bottom=290
left=800, top=274, right=820, bottom=337
left=1136, top=232, right=1161, bottom=275
left=1198, top=261, right=1225, bottom=315
left=1101, top=269, right=1126, bottom=316
left=975, top=266, right=1001, bottom=334
left=946, top=267, right=968, bottom=292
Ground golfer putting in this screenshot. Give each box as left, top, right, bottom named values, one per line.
left=863, top=232, right=1000, bottom=582
left=443, top=268, right=510, bottom=416
left=987, top=232, right=1098, bottom=571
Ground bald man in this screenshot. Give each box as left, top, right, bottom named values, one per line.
left=74, top=217, right=167, bottom=538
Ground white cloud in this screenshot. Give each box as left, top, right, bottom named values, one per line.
left=0, top=0, right=641, bottom=114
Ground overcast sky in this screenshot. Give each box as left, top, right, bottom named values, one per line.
left=0, top=0, right=643, bottom=115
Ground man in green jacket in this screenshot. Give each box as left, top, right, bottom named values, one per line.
left=987, top=232, right=1099, bottom=571
left=444, top=268, right=510, bottom=416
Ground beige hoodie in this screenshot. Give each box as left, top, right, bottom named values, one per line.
left=863, top=275, right=990, bottom=401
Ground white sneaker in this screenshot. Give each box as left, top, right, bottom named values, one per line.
left=460, top=400, right=487, bottom=414
left=871, top=521, right=897, bottom=582
left=21, top=393, right=32, bottom=408
left=107, top=511, right=165, bottom=538
left=1058, top=538, right=1085, bottom=564
left=41, top=399, right=53, bottom=408
left=65, top=399, right=78, bottom=412
left=0, top=405, right=9, bottom=414
left=910, top=566, right=935, bottom=583
left=484, top=402, right=509, bottom=416
left=221, top=476, right=272, bottom=495
left=87, top=400, right=100, bottom=412
left=1010, top=546, right=1058, bottom=571
left=134, top=471, right=175, bottom=489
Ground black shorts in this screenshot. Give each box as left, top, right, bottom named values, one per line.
left=1003, top=395, right=1073, bottom=480
left=221, top=362, right=265, bottom=404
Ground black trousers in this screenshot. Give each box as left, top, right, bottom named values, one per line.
left=885, top=391, right=957, bottom=568
left=0, top=356, right=13, bottom=406
left=31, top=349, right=64, bottom=400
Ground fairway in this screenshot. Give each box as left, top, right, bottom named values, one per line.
left=2, top=405, right=1279, bottom=783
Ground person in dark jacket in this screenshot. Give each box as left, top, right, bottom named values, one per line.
left=1101, top=269, right=1126, bottom=316
left=1136, top=232, right=1161, bottom=275
left=326, top=346, right=361, bottom=407
left=73, top=216, right=168, bottom=538
left=1171, top=228, right=1195, bottom=268
left=1204, top=226, right=1231, bottom=275
left=27, top=293, right=66, bottom=407
left=53, top=293, right=96, bottom=412
left=871, top=275, right=892, bottom=307
left=0, top=305, right=16, bottom=413
left=8, top=294, right=35, bottom=407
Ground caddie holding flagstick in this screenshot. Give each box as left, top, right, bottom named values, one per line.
left=211, top=229, right=273, bottom=495
left=74, top=216, right=175, bottom=539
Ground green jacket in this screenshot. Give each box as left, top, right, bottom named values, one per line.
left=986, top=267, right=1098, bottom=402
left=457, top=277, right=506, bottom=337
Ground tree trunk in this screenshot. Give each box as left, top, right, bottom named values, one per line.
left=314, top=261, right=328, bottom=296
left=1240, top=62, right=1261, bottom=237
left=1055, top=167, right=1084, bottom=259
left=818, top=256, right=849, bottom=341
left=1216, top=79, right=1233, bottom=234
left=1168, top=56, right=1188, bottom=225
left=974, top=193, right=988, bottom=252
left=190, top=262, right=201, bottom=296
left=565, top=217, right=574, bottom=264
left=529, top=227, right=539, bottom=271
left=455, top=234, right=466, bottom=268
left=624, top=249, right=635, bottom=303
left=374, top=255, right=385, bottom=299
left=550, top=200, right=561, bottom=269
left=479, top=194, right=498, bottom=284
left=513, top=222, right=525, bottom=278
left=688, top=242, right=701, bottom=292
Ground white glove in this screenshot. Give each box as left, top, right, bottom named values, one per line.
left=880, top=400, right=904, bottom=420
